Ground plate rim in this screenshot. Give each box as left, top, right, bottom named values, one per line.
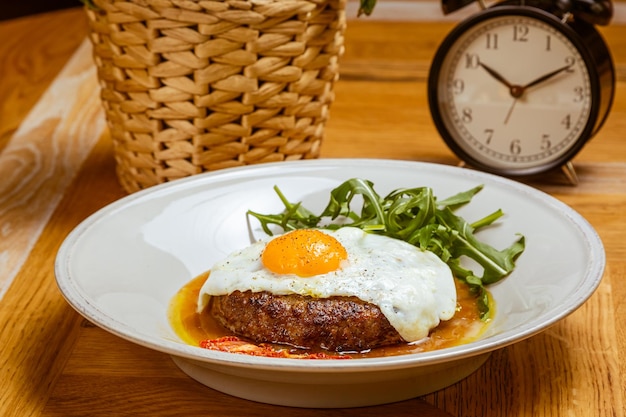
left=55, top=158, right=606, bottom=372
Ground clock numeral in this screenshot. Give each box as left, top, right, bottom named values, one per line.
left=573, top=86, right=585, bottom=102
left=484, top=128, right=494, bottom=145
left=562, top=114, right=572, bottom=130
left=546, top=35, right=552, bottom=51
left=461, top=108, right=473, bottom=123
left=465, top=53, right=480, bottom=69
left=452, top=79, right=465, bottom=94
left=541, top=134, right=551, bottom=151
left=513, top=25, right=529, bottom=42
left=486, top=33, right=499, bottom=50
left=510, top=139, right=521, bottom=155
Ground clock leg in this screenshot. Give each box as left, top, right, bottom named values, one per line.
left=561, top=161, right=579, bottom=186
left=454, top=159, right=579, bottom=186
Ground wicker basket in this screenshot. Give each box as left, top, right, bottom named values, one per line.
left=84, top=0, right=347, bottom=193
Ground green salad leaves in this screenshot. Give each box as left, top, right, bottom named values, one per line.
left=247, top=178, right=525, bottom=319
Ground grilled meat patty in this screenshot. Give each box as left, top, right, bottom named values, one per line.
left=209, top=290, right=404, bottom=352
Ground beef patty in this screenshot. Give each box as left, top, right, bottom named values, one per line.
left=208, top=290, right=404, bottom=352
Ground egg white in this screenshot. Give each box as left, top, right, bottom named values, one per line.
left=197, top=227, right=457, bottom=343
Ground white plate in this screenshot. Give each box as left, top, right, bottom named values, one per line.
left=55, top=159, right=605, bottom=408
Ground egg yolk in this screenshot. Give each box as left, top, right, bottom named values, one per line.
left=261, top=229, right=348, bottom=277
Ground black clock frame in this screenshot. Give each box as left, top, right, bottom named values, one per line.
left=427, top=4, right=615, bottom=177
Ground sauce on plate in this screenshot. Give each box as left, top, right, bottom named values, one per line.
left=168, top=272, right=491, bottom=358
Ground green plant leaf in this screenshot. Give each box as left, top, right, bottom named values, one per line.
left=358, top=0, right=378, bottom=16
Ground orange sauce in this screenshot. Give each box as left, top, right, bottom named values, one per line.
left=168, top=272, right=491, bottom=358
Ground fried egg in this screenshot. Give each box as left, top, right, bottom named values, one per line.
left=197, top=227, right=457, bottom=343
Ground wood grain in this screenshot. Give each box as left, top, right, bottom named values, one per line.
left=0, top=7, right=97, bottom=301
left=0, top=7, right=88, bottom=151
left=0, top=38, right=106, bottom=300
left=0, top=131, right=124, bottom=417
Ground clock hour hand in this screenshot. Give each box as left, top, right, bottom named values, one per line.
left=522, top=64, right=573, bottom=90
left=479, top=62, right=526, bottom=99
left=479, top=62, right=514, bottom=89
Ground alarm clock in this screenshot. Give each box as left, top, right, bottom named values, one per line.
left=427, top=0, right=615, bottom=183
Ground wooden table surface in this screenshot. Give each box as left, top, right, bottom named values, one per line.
left=1, top=5, right=625, bottom=417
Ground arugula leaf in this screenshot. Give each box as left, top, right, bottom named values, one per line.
left=247, top=178, right=525, bottom=319
left=319, top=178, right=385, bottom=228
left=437, top=184, right=484, bottom=208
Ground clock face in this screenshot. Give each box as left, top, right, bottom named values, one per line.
left=431, top=11, right=595, bottom=174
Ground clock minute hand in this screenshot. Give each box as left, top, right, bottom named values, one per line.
left=522, top=64, right=573, bottom=90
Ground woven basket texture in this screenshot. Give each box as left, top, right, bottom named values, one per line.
left=85, top=0, right=347, bottom=193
